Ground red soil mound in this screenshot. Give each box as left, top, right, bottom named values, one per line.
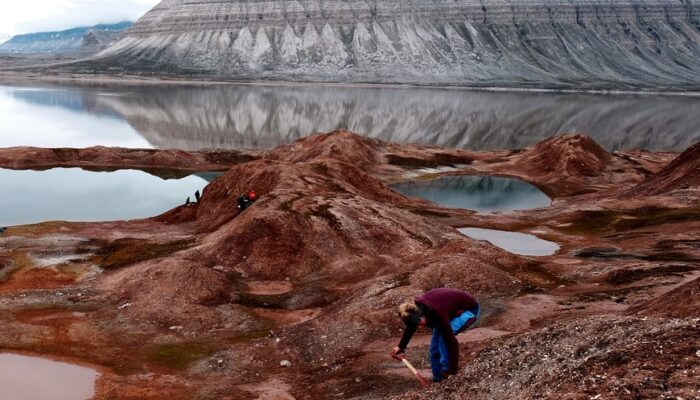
left=113, top=136, right=531, bottom=329
left=517, top=134, right=611, bottom=178
left=625, top=141, right=700, bottom=196
left=193, top=158, right=520, bottom=283
left=170, top=158, right=410, bottom=231
left=632, top=277, right=700, bottom=318
left=490, top=134, right=616, bottom=197
left=97, top=257, right=232, bottom=323
left=268, top=130, right=383, bottom=170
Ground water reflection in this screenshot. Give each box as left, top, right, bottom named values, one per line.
left=391, top=176, right=551, bottom=213
left=0, top=86, right=151, bottom=149
left=458, top=228, right=560, bottom=256
left=1, top=83, right=698, bottom=151
left=0, top=168, right=208, bottom=226
left=0, top=353, right=98, bottom=400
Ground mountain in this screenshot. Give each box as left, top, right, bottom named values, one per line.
left=0, top=34, right=10, bottom=45
left=0, top=22, right=132, bottom=54
left=81, top=0, right=700, bottom=90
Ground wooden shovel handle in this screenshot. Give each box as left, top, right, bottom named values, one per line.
left=392, top=354, right=429, bottom=387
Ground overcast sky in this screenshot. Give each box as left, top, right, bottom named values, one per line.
left=0, top=0, right=161, bottom=35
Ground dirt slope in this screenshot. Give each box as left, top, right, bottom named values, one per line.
left=625, top=141, right=700, bottom=197
left=397, top=316, right=700, bottom=400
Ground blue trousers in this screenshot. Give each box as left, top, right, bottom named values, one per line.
left=429, top=306, right=480, bottom=381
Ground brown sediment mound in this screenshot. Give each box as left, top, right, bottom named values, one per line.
left=632, top=277, right=700, bottom=318
left=396, top=316, right=700, bottom=400
left=192, top=158, right=526, bottom=286
left=168, top=157, right=411, bottom=231
left=624, top=141, right=700, bottom=197
left=99, top=135, right=531, bottom=331
left=519, top=134, right=611, bottom=178
left=268, top=130, right=383, bottom=170
left=496, top=134, right=614, bottom=197
left=0, top=146, right=255, bottom=173
left=96, top=257, right=232, bottom=323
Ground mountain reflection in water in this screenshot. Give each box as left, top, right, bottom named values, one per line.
left=3, top=84, right=699, bottom=152
left=391, top=176, right=551, bottom=213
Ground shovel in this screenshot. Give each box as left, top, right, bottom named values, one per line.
left=392, top=354, right=429, bottom=387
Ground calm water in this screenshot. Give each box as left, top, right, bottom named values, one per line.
left=391, top=176, right=551, bottom=213
left=0, top=353, right=98, bottom=400
left=0, top=168, right=211, bottom=226
left=0, top=83, right=698, bottom=151
left=459, top=228, right=560, bottom=256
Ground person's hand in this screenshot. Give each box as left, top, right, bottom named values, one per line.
left=390, top=346, right=403, bottom=357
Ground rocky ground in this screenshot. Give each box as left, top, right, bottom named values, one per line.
left=0, top=131, right=698, bottom=399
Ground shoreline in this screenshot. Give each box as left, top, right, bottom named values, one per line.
left=1, top=70, right=700, bottom=97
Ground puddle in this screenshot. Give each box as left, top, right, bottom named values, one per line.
left=459, top=228, right=560, bottom=256
left=0, top=168, right=212, bottom=226
left=391, top=175, right=550, bottom=212
left=0, top=353, right=98, bottom=400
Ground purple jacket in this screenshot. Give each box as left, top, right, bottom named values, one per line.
left=398, top=288, right=479, bottom=374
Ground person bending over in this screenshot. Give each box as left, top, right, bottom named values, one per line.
left=391, top=288, right=480, bottom=382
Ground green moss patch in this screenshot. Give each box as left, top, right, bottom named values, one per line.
left=91, top=238, right=192, bottom=269
left=605, top=264, right=698, bottom=285
left=145, top=342, right=216, bottom=370
left=560, top=207, right=700, bottom=235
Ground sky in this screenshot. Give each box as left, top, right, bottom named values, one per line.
left=0, top=0, right=160, bottom=36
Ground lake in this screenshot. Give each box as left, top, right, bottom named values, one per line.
left=0, top=353, right=98, bottom=400
left=0, top=168, right=212, bottom=226
left=459, top=228, right=560, bottom=256
left=0, top=83, right=698, bottom=152
left=391, top=176, right=551, bottom=213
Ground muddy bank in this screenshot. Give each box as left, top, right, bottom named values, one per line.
left=0, top=131, right=698, bottom=399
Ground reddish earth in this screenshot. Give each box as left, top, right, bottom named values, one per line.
left=0, top=130, right=697, bottom=400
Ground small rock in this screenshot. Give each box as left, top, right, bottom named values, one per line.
left=355, top=377, right=362, bottom=383
left=280, top=360, right=292, bottom=368
left=275, top=338, right=281, bottom=343
left=118, top=303, right=132, bottom=310
left=696, top=350, right=700, bottom=357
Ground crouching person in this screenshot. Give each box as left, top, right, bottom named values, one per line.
left=391, top=288, right=480, bottom=382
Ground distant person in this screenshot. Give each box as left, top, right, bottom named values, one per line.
left=195, top=190, right=201, bottom=202
left=185, top=197, right=191, bottom=206
left=391, top=288, right=480, bottom=383
left=236, top=190, right=258, bottom=213
left=237, top=193, right=250, bottom=212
